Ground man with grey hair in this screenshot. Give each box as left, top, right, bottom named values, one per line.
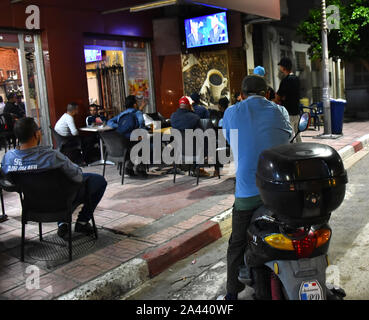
left=219, top=75, right=292, bottom=300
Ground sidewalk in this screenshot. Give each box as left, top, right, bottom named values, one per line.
left=0, top=118, right=369, bottom=300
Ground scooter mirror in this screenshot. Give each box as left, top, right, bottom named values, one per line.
left=298, top=112, right=310, bottom=133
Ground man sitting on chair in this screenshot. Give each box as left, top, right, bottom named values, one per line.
left=1, top=117, right=107, bottom=239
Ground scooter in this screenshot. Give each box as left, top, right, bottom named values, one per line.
left=238, top=113, right=348, bottom=300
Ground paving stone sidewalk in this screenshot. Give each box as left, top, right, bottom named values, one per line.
left=0, top=118, right=368, bottom=300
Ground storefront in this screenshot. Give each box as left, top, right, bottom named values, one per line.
left=0, top=29, right=51, bottom=145
left=83, top=37, right=155, bottom=116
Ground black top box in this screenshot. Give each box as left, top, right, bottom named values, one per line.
left=256, top=143, right=347, bottom=227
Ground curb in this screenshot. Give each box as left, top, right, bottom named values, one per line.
left=338, top=134, right=369, bottom=160
left=58, top=134, right=369, bottom=300
left=57, top=208, right=233, bottom=300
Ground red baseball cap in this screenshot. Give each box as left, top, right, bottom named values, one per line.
left=179, top=96, right=191, bottom=106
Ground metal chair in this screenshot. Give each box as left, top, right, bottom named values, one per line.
left=99, top=130, right=131, bottom=185
left=9, top=168, right=97, bottom=262
left=173, top=119, right=220, bottom=185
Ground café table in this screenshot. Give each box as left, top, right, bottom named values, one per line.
left=79, top=125, right=115, bottom=166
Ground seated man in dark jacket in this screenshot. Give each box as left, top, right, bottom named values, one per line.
left=171, top=96, right=209, bottom=176
left=1, top=117, right=107, bottom=239
left=171, top=96, right=201, bottom=130
left=190, top=93, right=210, bottom=119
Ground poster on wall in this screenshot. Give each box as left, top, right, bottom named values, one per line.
left=181, top=50, right=230, bottom=109
left=125, top=42, right=151, bottom=111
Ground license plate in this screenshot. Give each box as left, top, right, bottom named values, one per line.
left=299, top=280, right=324, bottom=300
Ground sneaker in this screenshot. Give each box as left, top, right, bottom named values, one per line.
left=75, top=221, right=94, bottom=235
left=216, top=293, right=238, bottom=300
left=57, top=223, right=69, bottom=240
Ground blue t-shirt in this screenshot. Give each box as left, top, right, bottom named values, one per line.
left=193, top=104, right=210, bottom=119
left=222, top=96, right=292, bottom=199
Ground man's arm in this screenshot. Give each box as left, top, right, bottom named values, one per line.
left=107, top=115, right=119, bottom=129
left=67, top=115, right=79, bottom=136
left=54, top=151, right=83, bottom=183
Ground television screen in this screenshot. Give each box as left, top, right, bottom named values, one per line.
left=84, top=49, right=102, bottom=63
left=184, top=12, right=229, bottom=49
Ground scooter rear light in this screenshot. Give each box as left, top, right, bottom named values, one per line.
left=292, top=231, right=316, bottom=258
left=264, top=234, right=294, bottom=251
left=292, top=229, right=331, bottom=258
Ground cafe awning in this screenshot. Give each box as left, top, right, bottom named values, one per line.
left=188, top=0, right=281, bottom=20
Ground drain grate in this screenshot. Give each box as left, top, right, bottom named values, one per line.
left=26, top=233, right=97, bottom=261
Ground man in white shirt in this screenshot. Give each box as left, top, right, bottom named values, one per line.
left=55, top=103, right=79, bottom=137
left=54, top=103, right=85, bottom=165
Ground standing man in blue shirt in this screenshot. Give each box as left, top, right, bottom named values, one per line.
left=219, top=75, right=292, bottom=300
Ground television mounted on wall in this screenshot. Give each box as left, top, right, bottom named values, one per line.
left=84, top=49, right=102, bottom=63
left=184, top=12, right=229, bottom=49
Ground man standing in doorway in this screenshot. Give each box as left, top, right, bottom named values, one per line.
left=275, top=57, right=301, bottom=142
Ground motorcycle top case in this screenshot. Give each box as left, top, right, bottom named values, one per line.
left=256, top=143, right=347, bottom=226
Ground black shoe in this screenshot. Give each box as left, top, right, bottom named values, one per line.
left=75, top=221, right=94, bottom=235
left=57, top=223, right=69, bottom=240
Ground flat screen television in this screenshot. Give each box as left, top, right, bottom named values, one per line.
left=84, top=49, right=102, bottom=63
left=184, top=12, right=229, bottom=49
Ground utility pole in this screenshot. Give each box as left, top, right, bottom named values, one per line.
left=321, top=0, right=332, bottom=135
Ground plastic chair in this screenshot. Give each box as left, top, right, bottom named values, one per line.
left=9, top=168, right=97, bottom=262
left=99, top=131, right=131, bottom=185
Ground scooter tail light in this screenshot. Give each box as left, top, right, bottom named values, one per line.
left=292, top=232, right=316, bottom=258
left=292, top=229, right=331, bottom=258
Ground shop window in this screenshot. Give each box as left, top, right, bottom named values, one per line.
left=295, top=51, right=306, bottom=71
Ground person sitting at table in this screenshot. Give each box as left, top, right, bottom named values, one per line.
left=86, top=104, right=107, bottom=127
left=54, top=102, right=86, bottom=166
left=1, top=117, right=107, bottom=239
left=107, top=95, right=147, bottom=177
left=171, top=96, right=210, bottom=177
left=190, top=92, right=210, bottom=119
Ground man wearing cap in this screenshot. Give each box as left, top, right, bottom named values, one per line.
left=190, top=93, right=210, bottom=119
left=170, top=96, right=201, bottom=131
left=219, top=75, right=292, bottom=300
left=171, top=96, right=210, bottom=177
left=275, top=57, right=301, bottom=142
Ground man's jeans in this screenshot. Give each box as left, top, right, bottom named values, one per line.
left=290, top=114, right=302, bottom=143
left=226, top=207, right=258, bottom=295
left=58, top=173, right=107, bottom=225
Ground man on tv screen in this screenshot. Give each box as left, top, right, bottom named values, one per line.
left=208, top=14, right=227, bottom=44
left=187, top=19, right=205, bottom=48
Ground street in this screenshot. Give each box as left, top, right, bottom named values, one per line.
left=124, top=147, right=369, bottom=300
